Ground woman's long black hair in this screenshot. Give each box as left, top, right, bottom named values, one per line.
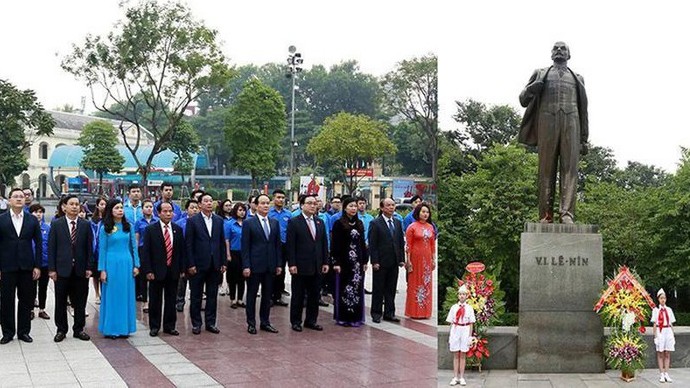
left=103, top=198, right=131, bottom=234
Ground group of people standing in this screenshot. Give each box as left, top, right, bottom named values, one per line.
left=0, top=182, right=436, bottom=344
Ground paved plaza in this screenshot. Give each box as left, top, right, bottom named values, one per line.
left=1, top=268, right=436, bottom=387
left=437, top=368, right=690, bottom=387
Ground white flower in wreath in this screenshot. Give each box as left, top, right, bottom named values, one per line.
left=621, top=310, right=635, bottom=332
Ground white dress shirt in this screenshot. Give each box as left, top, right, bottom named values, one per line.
left=202, top=212, right=213, bottom=236
left=160, top=221, right=174, bottom=245
left=11, top=210, right=24, bottom=237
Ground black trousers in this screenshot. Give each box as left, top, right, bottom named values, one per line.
left=55, top=269, right=89, bottom=334
left=246, top=271, right=273, bottom=327
left=290, top=273, right=321, bottom=326
left=227, top=251, right=245, bottom=301
left=272, top=244, right=287, bottom=301
left=35, top=267, right=50, bottom=309
left=148, top=271, right=179, bottom=332
left=371, top=265, right=399, bottom=320
left=136, top=247, right=148, bottom=302
left=176, top=277, right=188, bottom=305
left=189, top=268, right=220, bottom=329
left=0, top=270, right=35, bottom=337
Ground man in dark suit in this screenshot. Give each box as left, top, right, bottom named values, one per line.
left=48, top=194, right=94, bottom=342
left=286, top=194, right=329, bottom=332
left=242, top=194, right=282, bottom=335
left=0, top=188, right=42, bottom=344
left=185, top=193, right=226, bottom=335
left=141, top=202, right=186, bottom=337
left=368, top=197, right=405, bottom=323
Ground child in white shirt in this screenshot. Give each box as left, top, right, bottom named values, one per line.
left=446, top=284, right=476, bottom=386
left=651, top=288, right=675, bottom=383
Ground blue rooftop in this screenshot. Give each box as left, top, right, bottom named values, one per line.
left=49, top=145, right=208, bottom=170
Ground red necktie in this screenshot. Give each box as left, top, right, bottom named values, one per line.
left=164, top=225, right=173, bottom=267
left=659, top=307, right=669, bottom=332
left=307, top=217, right=316, bottom=240
left=454, top=304, right=465, bottom=325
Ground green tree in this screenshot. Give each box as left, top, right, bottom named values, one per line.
left=0, top=79, right=54, bottom=190
left=387, top=120, right=432, bottom=176
left=61, top=0, right=233, bottom=192
left=77, top=120, right=125, bottom=193
left=382, top=54, right=438, bottom=182
left=453, top=99, right=522, bottom=152
left=187, top=107, right=230, bottom=174
left=225, top=78, right=286, bottom=188
left=307, top=112, right=396, bottom=194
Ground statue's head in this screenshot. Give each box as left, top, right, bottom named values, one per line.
left=551, top=41, right=570, bottom=63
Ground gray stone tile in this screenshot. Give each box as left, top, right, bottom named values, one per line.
left=27, top=361, right=71, bottom=374
left=157, top=362, right=205, bottom=376
left=75, top=369, right=122, bottom=383
left=81, top=381, right=129, bottom=388
left=0, top=373, right=32, bottom=387
left=0, top=362, right=28, bottom=375
left=168, top=373, right=222, bottom=387
left=30, top=371, right=79, bottom=386
left=518, top=381, right=553, bottom=388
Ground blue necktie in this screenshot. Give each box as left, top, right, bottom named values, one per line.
left=388, top=219, right=395, bottom=237
left=262, top=218, right=270, bottom=239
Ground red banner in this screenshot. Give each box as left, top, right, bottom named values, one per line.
left=466, top=262, right=485, bottom=274
left=345, top=168, right=374, bottom=178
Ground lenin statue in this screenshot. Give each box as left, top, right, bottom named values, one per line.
left=518, top=42, right=588, bottom=224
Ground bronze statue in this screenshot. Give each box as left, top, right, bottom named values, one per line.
left=519, top=42, right=589, bottom=224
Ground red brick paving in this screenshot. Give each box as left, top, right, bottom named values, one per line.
left=87, top=295, right=436, bottom=387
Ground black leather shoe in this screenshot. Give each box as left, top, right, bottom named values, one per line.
left=206, top=326, right=220, bottom=334
left=260, top=324, right=279, bottom=333
left=175, top=303, right=184, bottom=312
left=292, top=324, right=303, bottom=332
left=304, top=323, right=323, bottom=331
left=149, top=329, right=159, bottom=337
left=192, top=327, right=201, bottom=335
left=0, top=336, right=11, bottom=345
left=54, top=332, right=66, bottom=342
left=18, top=334, right=33, bottom=343
left=364, top=289, right=372, bottom=294
left=318, top=299, right=329, bottom=307
left=164, top=329, right=180, bottom=336
left=372, top=317, right=382, bottom=323
left=247, top=325, right=257, bottom=335
left=272, top=300, right=288, bottom=307
left=383, top=316, right=401, bottom=323
left=73, top=331, right=91, bottom=341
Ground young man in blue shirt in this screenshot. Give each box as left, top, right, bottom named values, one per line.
left=268, top=189, right=292, bottom=306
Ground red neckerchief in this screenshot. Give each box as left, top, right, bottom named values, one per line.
left=659, top=306, right=670, bottom=332
left=454, top=303, right=465, bottom=325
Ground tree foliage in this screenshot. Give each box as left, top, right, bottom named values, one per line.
left=307, top=112, right=396, bottom=193
left=382, top=54, right=438, bottom=182
left=225, top=78, right=286, bottom=188
left=0, top=79, right=55, bottom=189
left=77, top=119, right=125, bottom=192
left=453, top=99, right=522, bottom=152
left=61, top=0, right=232, bottom=190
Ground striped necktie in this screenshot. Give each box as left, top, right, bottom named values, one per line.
left=164, top=224, right=173, bottom=266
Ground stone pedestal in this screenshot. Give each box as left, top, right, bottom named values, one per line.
left=517, top=223, right=605, bottom=373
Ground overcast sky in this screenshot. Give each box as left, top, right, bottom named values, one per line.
left=439, top=1, right=690, bottom=172
left=3, top=1, right=688, bottom=172
left=1, top=0, right=437, bottom=116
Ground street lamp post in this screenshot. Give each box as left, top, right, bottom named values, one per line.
left=286, top=45, right=303, bottom=203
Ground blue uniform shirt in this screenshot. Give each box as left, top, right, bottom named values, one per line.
left=358, top=211, right=375, bottom=245
left=224, top=218, right=243, bottom=251
left=135, top=216, right=158, bottom=247
left=175, top=217, right=189, bottom=237
left=268, top=207, right=291, bottom=244
left=123, top=201, right=143, bottom=224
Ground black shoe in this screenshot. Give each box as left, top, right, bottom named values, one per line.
left=292, top=324, right=303, bottom=332
left=30, top=311, right=35, bottom=320
left=18, top=334, right=33, bottom=343
left=74, top=331, right=91, bottom=341
left=142, top=307, right=149, bottom=314
left=54, top=332, right=66, bottom=342
left=248, top=325, right=257, bottom=335
left=230, top=302, right=238, bottom=309
left=260, top=324, right=279, bottom=333
left=164, top=329, right=180, bottom=336
left=304, top=323, right=323, bottom=331
left=136, top=295, right=144, bottom=302
left=282, top=290, right=290, bottom=296
left=364, top=289, right=372, bottom=294
left=383, top=316, right=401, bottom=323
left=318, top=299, right=329, bottom=307
left=372, top=316, right=382, bottom=323
left=0, top=336, right=12, bottom=345
left=176, top=303, right=184, bottom=312
left=237, top=301, right=246, bottom=308
left=272, top=300, right=288, bottom=307
left=206, top=326, right=220, bottom=334
left=192, top=327, right=201, bottom=335
left=149, top=329, right=159, bottom=337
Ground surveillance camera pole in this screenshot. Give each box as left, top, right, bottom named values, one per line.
left=287, top=46, right=303, bottom=204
